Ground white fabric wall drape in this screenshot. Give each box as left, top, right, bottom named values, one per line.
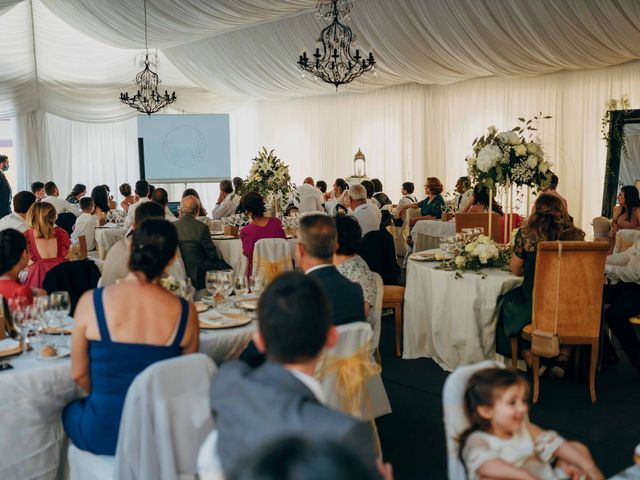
left=622, top=124, right=640, bottom=187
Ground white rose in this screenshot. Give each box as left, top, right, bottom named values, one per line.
left=455, top=255, right=466, bottom=268
left=487, top=125, right=497, bottom=135
left=527, top=156, right=539, bottom=169
left=539, top=162, right=550, bottom=173
left=478, top=235, right=491, bottom=244
left=498, top=131, right=520, bottom=145
left=526, top=142, right=541, bottom=155
left=465, top=241, right=478, bottom=253
left=466, top=155, right=477, bottom=167
left=474, top=243, right=499, bottom=264
left=513, top=144, right=527, bottom=157
left=476, top=145, right=502, bottom=173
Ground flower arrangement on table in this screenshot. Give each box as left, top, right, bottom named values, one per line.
left=242, top=147, right=295, bottom=212
left=436, top=234, right=511, bottom=278
left=221, top=213, right=249, bottom=236
left=281, top=214, right=300, bottom=236
left=160, top=276, right=192, bottom=299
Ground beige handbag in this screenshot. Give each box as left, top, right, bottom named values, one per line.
left=531, top=242, right=561, bottom=358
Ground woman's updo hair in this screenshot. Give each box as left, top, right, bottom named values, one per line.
left=0, top=229, right=27, bottom=276
left=128, top=219, right=178, bottom=281
left=240, top=192, right=266, bottom=218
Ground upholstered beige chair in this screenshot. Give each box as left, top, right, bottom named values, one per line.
left=454, top=213, right=501, bottom=242
left=510, top=241, right=608, bottom=403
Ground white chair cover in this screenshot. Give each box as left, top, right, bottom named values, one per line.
left=251, top=238, right=293, bottom=283
left=442, top=360, right=502, bottom=480
left=114, top=353, right=217, bottom=480
left=197, top=430, right=225, bottom=480
left=614, top=228, right=640, bottom=253
left=367, top=272, right=383, bottom=348
left=316, top=322, right=391, bottom=421
left=389, top=224, right=407, bottom=258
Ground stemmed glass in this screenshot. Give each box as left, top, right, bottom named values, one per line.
left=49, top=292, right=71, bottom=349
left=205, top=271, right=221, bottom=302
left=217, top=271, right=234, bottom=310
left=8, top=296, right=29, bottom=354
left=233, top=276, right=249, bottom=301
left=249, top=275, right=265, bottom=296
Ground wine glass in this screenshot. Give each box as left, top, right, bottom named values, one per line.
left=205, top=271, right=221, bottom=301
left=8, top=296, right=28, bottom=354
left=218, top=271, right=234, bottom=309
left=249, top=275, right=265, bottom=296
left=50, top=292, right=71, bottom=348
left=233, top=275, right=249, bottom=299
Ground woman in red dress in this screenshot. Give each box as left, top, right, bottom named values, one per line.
left=0, top=228, right=33, bottom=304
left=23, top=202, right=70, bottom=288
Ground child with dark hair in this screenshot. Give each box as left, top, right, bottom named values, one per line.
left=459, top=368, right=602, bottom=480
left=0, top=229, right=33, bottom=304
left=71, top=197, right=99, bottom=251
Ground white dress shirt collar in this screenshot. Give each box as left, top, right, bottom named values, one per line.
left=305, top=264, right=333, bottom=275
left=289, top=369, right=326, bottom=405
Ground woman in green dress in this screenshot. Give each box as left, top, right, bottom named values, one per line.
left=495, top=194, right=584, bottom=373
left=397, top=177, right=446, bottom=226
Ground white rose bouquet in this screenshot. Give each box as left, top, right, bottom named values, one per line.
left=437, top=235, right=511, bottom=275
left=242, top=147, right=294, bottom=205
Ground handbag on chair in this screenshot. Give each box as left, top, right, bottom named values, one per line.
left=531, top=242, right=561, bottom=358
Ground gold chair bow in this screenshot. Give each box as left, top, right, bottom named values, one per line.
left=254, top=255, right=290, bottom=284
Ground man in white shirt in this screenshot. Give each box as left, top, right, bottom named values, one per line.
left=393, top=182, right=418, bottom=224
left=453, top=176, right=473, bottom=212
left=211, top=179, right=240, bottom=219
left=150, top=187, right=177, bottom=222
left=359, top=180, right=382, bottom=223
left=41, top=181, right=80, bottom=216
left=124, top=179, right=150, bottom=230
left=293, top=177, right=324, bottom=213
left=604, top=238, right=640, bottom=376
left=0, top=191, right=36, bottom=233
left=71, top=197, right=99, bottom=251
left=31, top=181, right=45, bottom=202
left=348, top=184, right=380, bottom=237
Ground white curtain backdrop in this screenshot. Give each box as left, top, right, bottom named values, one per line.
left=621, top=124, right=640, bottom=187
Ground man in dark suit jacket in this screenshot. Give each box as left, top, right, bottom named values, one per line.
left=173, top=195, right=228, bottom=288
left=296, top=214, right=365, bottom=325
left=0, top=155, right=12, bottom=219
left=209, top=272, right=378, bottom=476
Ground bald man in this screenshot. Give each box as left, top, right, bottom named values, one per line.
left=294, top=177, right=324, bottom=213
left=174, top=195, right=229, bottom=288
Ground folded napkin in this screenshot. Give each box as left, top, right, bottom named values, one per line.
left=0, top=338, right=20, bottom=352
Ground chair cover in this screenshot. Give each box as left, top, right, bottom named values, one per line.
left=614, top=229, right=640, bottom=253
left=315, top=322, right=391, bottom=421
left=114, top=353, right=217, bottom=480
left=42, top=259, right=101, bottom=315
left=251, top=238, right=292, bottom=284
left=197, top=430, right=225, bottom=480
left=388, top=224, right=406, bottom=258
left=367, top=272, right=383, bottom=348
left=592, top=216, right=611, bottom=240
left=442, top=360, right=503, bottom=480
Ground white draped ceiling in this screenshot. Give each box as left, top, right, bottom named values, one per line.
left=1, top=0, right=640, bottom=227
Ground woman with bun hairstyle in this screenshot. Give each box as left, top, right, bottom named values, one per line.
left=62, top=218, right=199, bottom=455
left=0, top=228, right=33, bottom=304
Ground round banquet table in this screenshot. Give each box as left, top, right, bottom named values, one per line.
left=212, top=236, right=298, bottom=275
left=0, top=315, right=256, bottom=480
left=95, top=224, right=127, bottom=259
left=411, top=219, right=456, bottom=252
left=402, top=253, right=523, bottom=371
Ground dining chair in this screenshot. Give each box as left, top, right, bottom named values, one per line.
left=251, top=238, right=293, bottom=284
left=382, top=285, right=405, bottom=356
left=454, top=212, right=501, bottom=242
left=510, top=241, right=609, bottom=403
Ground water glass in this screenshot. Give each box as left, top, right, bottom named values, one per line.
left=249, top=275, right=265, bottom=295
left=50, top=292, right=71, bottom=347
left=205, top=271, right=220, bottom=299
left=234, top=276, right=249, bottom=299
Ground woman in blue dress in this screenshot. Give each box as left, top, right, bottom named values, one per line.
left=63, top=218, right=199, bottom=455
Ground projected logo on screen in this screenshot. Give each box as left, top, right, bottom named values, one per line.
left=162, top=125, right=207, bottom=168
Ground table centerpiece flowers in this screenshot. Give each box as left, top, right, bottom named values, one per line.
left=436, top=234, right=511, bottom=278
left=242, top=147, right=295, bottom=214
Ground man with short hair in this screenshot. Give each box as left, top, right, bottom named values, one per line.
left=41, top=181, right=80, bottom=216
left=0, top=191, right=35, bottom=232
left=453, top=176, right=473, bottom=212
left=151, top=187, right=176, bottom=222
left=359, top=180, right=382, bottom=223
left=124, top=179, right=150, bottom=229
left=174, top=195, right=228, bottom=288
left=348, top=184, right=380, bottom=237
left=208, top=272, right=376, bottom=476
left=0, top=155, right=10, bottom=219
left=211, top=179, right=240, bottom=220
left=297, top=214, right=364, bottom=325
left=294, top=177, right=324, bottom=213
left=31, top=181, right=45, bottom=202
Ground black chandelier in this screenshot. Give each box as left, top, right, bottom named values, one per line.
left=298, top=0, right=376, bottom=89
left=119, top=0, right=176, bottom=115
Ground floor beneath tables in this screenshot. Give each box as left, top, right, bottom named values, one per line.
left=375, top=313, right=640, bottom=480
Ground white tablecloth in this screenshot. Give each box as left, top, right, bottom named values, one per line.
left=95, top=224, right=127, bottom=259
left=213, top=237, right=298, bottom=275
left=0, top=316, right=257, bottom=480
left=411, top=220, right=455, bottom=252
left=403, top=256, right=523, bottom=371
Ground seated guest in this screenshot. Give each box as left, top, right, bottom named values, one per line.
left=42, top=181, right=80, bottom=216
left=233, top=177, right=244, bottom=195
left=347, top=184, right=379, bottom=237
left=371, top=178, right=392, bottom=208
left=63, top=218, right=199, bottom=455
left=360, top=180, right=382, bottom=223
left=0, top=191, right=36, bottom=233
left=183, top=188, right=207, bottom=217
left=463, top=184, right=504, bottom=215
left=65, top=184, right=86, bottom=204
left=334, top=215, right=376, bottom=318
left=397, top=177, right=445, bottom=226
left=239, top=192, right=286, bottom=277
left=124, top=180, right=150, bottom=229
left=294, top=177, right=324, bottom=213
left=392, top=182, right=417, bottom=225
left=175, top=196, right=228, bottom=288
left=453, top=176, right=473, bottom=212
left=151, top=187, right=176, bottom=222
left=540, top=173, right=567, bottom=212
left=315, top=180, right=327, bottom=196
left=119, top=183, right=135, bottom=212
left=610, top=185, right=640, bottom=251
left=23, top=202, right=71, bottom=288
left=71, top=197, right=99, bottom=251
left=296, top=214, right=364, bottom=325
left=31, top=181, right=45, bottom=202
left=0, top=229, right=34, bottom=304
left=90, top=185, right=111, bottom=226
left=495, top=194, right=584, bottom=375
left=102, top=184, right=118, bottom=210
left=603, top=237, right=640, bottom=376
left=328, top=178, right=348, bottom=204
left=209, top=272, right=375, bottom=476
left=460, top=368, right=603, bottom=480
left=212, top=179, right=240, bottom=220
left=147, top=184, right=155, bottom=200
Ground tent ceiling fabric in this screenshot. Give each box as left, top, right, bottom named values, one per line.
left=1, top=0, right=640, bottom=119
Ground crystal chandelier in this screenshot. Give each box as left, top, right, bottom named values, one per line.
left=119, top=0, right=176, bottom=115
left=298, top=0, right=376, bottom=89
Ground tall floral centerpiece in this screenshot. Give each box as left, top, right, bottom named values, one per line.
left=243, top=147, right=294, bottom=215
left=466, top=116, right=553, bottom=241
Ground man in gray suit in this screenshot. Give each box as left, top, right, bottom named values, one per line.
left=174, top=195, right=228, bottom=288
left=210, top=271, right=377, bottom=476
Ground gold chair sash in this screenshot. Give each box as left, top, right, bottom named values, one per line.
left=254, top=255, right=290, bottom=284
left=316, top=341, right=381, bottom=418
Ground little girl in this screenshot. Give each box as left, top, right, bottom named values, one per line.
left=459, top=368, right=603, bottom=480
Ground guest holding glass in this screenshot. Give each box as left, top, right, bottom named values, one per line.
left=0, top=229, right=34, bottom=304
left=397, top=177, right=446, bottom=226
left=23, top=202, right=71, bottom=289
left=65, top=184, right=87, bottom=204
left=63, top=218, right=199, bottom=455
left=239, top=192, right=286, bottom=277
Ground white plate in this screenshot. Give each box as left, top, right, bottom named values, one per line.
left=38, top=346, right=70, bottom=360
left=199, top=310, right=251, bottom=329
left=213, top=235, right=236, bottom=240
